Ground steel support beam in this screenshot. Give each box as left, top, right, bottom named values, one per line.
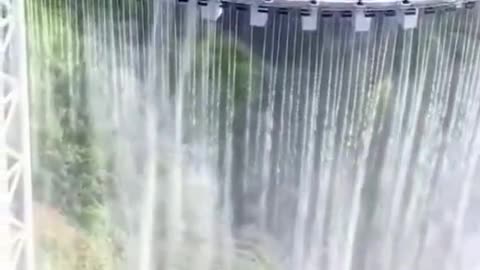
left=0, top=0, right=34, bottom=270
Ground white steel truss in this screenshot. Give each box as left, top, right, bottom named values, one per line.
left=0, top=0, right=34, bottom=270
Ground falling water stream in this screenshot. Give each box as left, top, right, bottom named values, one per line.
left=27, top=1, right=480, bottom=270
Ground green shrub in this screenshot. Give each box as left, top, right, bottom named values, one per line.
left=27, top=0, right=112, bottom=230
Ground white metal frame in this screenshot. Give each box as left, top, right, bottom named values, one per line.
left=0, top=0, right=34, bottom=270
left=181, top=0, right=477, bottom=30
left=180, top=0, right=478, bottom=10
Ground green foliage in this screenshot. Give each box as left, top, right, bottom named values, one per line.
left=27, top=0, right=110, bottom=231
left=196, top=35, right=261, bottom=107
left=216, top=39, right=256, bottom=105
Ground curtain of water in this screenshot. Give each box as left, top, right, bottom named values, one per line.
left=27, top=1, right=480, bottom=270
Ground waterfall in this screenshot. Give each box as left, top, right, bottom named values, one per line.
left=27, top=1, right=480, bottom=270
